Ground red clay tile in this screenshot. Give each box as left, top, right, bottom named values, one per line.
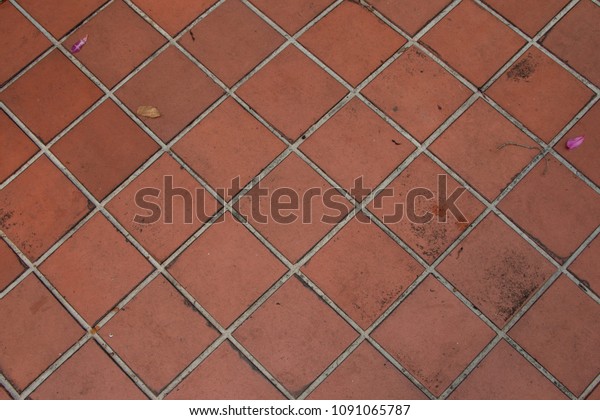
left=63, top=1, right=165, bottom=88
left=422, top=0, right=525, bottom=87
left=0, top=2, right=50, bottom=86
left=249, top=0, right=335, bottom=34
left=237, top=46, right=347, bottom=141
left=569, top=235, right=600, bottom=295
left=0, top=274, right=83, bottom=391
left=483, top=0, right=570, bottom=37
left=1, top=50, right=102, bottom=143
left=169, top=213, right=287, bottom=327
left=373, top=275, right=495, bottom=396
left=487, top=47, right=593, bottom=142
left=52, top=100, right=159, bottom=200
left=303, top=218, right=423, bottom=328
left=107, top=154, right=219, bottom=262
left=588, top=385, right=600, bottom=400
left=180, top=0, right=283, bottom=87
left=499, top=156, right=600, bottom=262
left=100, top=276, right=219, bottom=393
left=309, top=342, right=427, bottom=400
left=369, top=155, right=485, bottom=263
left=363, top=46, right=472, bottom=142
left=174, top=98, right=285, bottom=199
left=30, top=341, right=146, bottom=399
left=0, top=156, right=89, bottom=261
left=368, top=0, right=451, bottom=35
left=438, top=214, right=555, bottom=327
left=40, top=214, right=153, bottom=325
left=0, top=111, right=38, bottom=184
left=237, top=154, right=351, bottom=262
left=19, top=0, right=107, bottom=38
left=510, top=276, right=600, bottom=396
left=300, top=2, right=405, bottom=86
left=234, top=277, right=357, bottom=397
left=166, top=342, right=284, bottom=399
left=131, top=0, right=215, bottom=35
left=449, top=340, right=566, bottom=399
left=0, top=239, right=25, bottom=292
left=116, top=46, right=223, bottom=142
left=301, top=98, right=414, bottom=200
left=430, top=99, right=539, bottom=201
left=0, top=386, right=11, bottom=400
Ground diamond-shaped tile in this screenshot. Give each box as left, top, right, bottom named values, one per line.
left=510, top=276, right=600, bottom=396
left=487, top=47, right=593, bottom=142
left=300, top=98, right=414, bottom=200
left=0, top=274, right=83, bottom=391
left=368, top=0, right=451, bottom=35
left=52, top=100, right=159, bottom=200
left=173, top=98, right=285, bottom=200
left=373, top=275, right=495, bottom=396
left=569, top=235, right=600, bottom=295
left=131, top=0, right=215, bottom=36
left=169, top=213, right=287, bottom=327
left=40, top=214, right=153, bottom=325
left=19, top=0, right=106, bottom=38
left=107, top=154, right=219, bottom=262
left=430, top=99, right=539, bottom=201
left=300, top=1, right=406, bottom=86
left=303, top=218, right=423, bottom=328
left=180, top=0, right=283, bottom=87
left=438, top=214, right=555, bottom=327
left=449, top=340, right=566, bottom=399
left=100, top=276, right=219, bottom=393
left=363, top=46, right=472, bottom=142
left=483, top=0, right=570, bottom=37
left=237, top=46, right=347, bottom=141
left=499, top=156, right=600, bottom=262
left=116, top=46, right=223, bottom=142
left=250, top=0, right=335, bottom=34
left=422, top=0, right=525, bottom=87
left=0, top=239, right=25, bottom=292
left=308, top=342, right=427, bottom=400
left=30, top=341, right=146, bottom=399
left=1, top=50, right=102, bottom=143
left=235, top=277, right=357, bottom=397
left=63, top=1, right=166, bottom=88
left=369, top=154, right=485, bottom=263
left=166, top=341, right=284, bottom=399
left=0, top=156, right=90, bottom=261
left=0, top=110, right=38, bottom=184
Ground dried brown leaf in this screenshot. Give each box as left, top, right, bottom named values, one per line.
left=136, top=105, right=161, bottom=119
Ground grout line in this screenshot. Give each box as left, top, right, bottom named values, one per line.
left=0, top=373, right=20, bottom=400
left=580, top=374, right=600, bottom=400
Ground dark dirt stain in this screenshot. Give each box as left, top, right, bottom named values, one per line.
left=507, top=54, right=537, bottom=81
left=189, top=30, right=195, bottom=42
left=0, top=210, right=14, bottom=229
left=392, top=105, right=399, bottom=112
left=87, top=200, right=95, bottom=211
left=391, top=139, right=402, bottom=145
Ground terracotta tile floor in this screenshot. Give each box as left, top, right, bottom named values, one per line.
left=0, top=0, right=599, bottom=401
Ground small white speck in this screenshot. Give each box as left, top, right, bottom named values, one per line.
left=109, top=333, right=114, bottom=338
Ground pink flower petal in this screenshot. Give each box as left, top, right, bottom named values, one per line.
left=566, top=135, right=585, bottom=150
left=70, top=35, right=88, bottom=54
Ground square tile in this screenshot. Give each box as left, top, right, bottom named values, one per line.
left=52, top=100, right=159, bottom=200
left=569, top=235, right=600, bottom=298
left=249, top=0, right=335, bottom=34
left=0, top=110, right=38, bottom=184
left=430, top=99, right=539, bottom=201
left=63, top=1, right=166, bottom=88
left=487, top=47, right=593, bottom=142
left=0, top=239, right=25, bottom=292
left=422, top=0, right=525, bottom=87
left=308, top=342, right=426, bottom=400
left=368, top=0, right=451, bottom=35
left=237, top=46, right=347, bottom=141
left=100, top=275, right=219, bottom=393
left=300, top=1, right=406, bottom=86
left=449, top=340, right=566, bottom=399
left=40, top=214, right=154, bottom=325
left=237, top=154, right=352, bottom=263
left=438, top=214, right=555, bottom=327
left=169, top=213, right=287, bottom=327
left=1, top=50, right=103, bottom=143
left=107, top=154, right=219, bottom=262
left=363, top=46, right=472, bottom=142
left=30, top=341, right=146, bottom=399
left=483, top=0, right=570, bottom=37
left=374, top=275, right=495, bottom=396
left=0, top=156, right=89, bottom=261
left=499, top=156, right=600, bottom=262
left=180, top=0, right=283, bottom=87
left=131, top=0, right=216, bottom=35
left=300, top=98, right=414, bottom=200
left=510, top=276, right=600, bottom=396
left=166, top=341, right=283, bottom=399
left=173, top=98, right=285, bottom=200
left=116, top=46, right=223, bottom=142
left=303, top=218, right=423, bottom=328
left=369, top=154, right=485, bottom=263
left=0, top=274, right=82, bottom=391
left=234, top=277, right=358, bottom=397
